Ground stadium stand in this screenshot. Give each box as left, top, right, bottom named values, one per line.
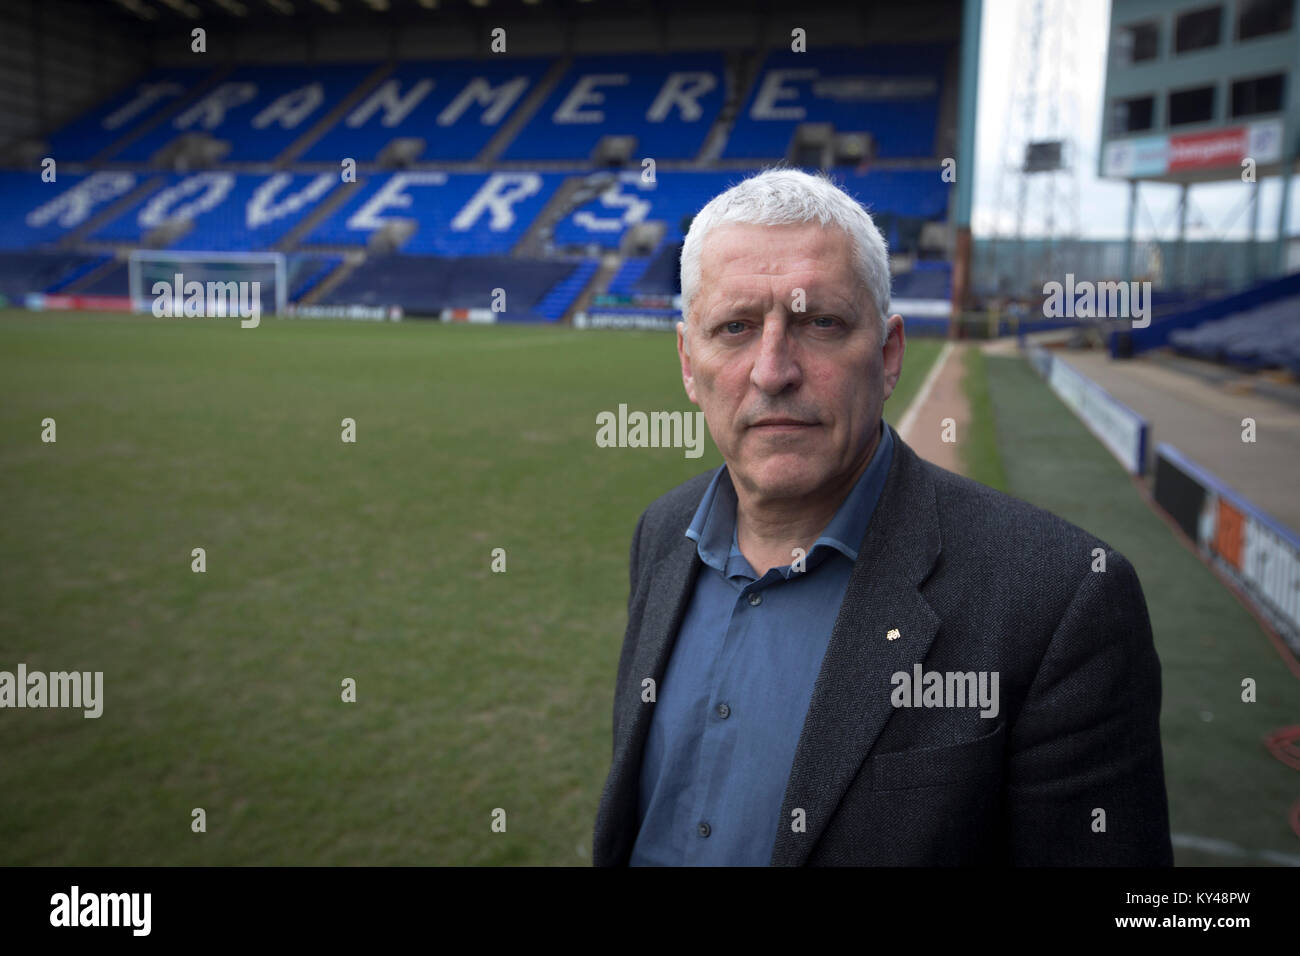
left=1112, top=272, right=1300, bottom=363
left=87, top=172, right=342, bottom=250
left=315, top=253, right=577, bottom=321
left=301, top=58, right=553, bottom=164
left=535, top=259, right=600, bottom=321
left=111, top=64, right=379, bottom=164
left=0, top=252, right=110, bottom=302
left=724, top=46, right=946, bottom=160
left=44, top=68, right=215, bottom=163
left=502, top=53, right=727, bottom=161
left=1, top=24, right=956, bottom=323
left=1169, top=296, right=1300, bottom=375
left=1, top=171, right=143, bottom=249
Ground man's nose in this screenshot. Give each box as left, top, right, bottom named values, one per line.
left=750, top=317, right=800, bottom=394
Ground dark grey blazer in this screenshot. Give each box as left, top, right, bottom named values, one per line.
left=593, top=422, right=1173, bottom=866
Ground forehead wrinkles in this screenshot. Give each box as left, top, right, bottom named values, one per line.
left=690, top=223, right=861, bottom=329
left=702, top=229, right=853, bottom=297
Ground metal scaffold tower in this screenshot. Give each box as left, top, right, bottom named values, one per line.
left=988, top=0, right=1083, bottom=300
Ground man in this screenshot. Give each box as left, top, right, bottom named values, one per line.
left=592, top=168, right=1173, bottom=866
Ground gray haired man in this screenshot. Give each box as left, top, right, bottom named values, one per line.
left=593, top=168, right=1172, bottom=866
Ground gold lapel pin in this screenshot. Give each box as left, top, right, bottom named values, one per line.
left=886, top=628, right=901, bottom=642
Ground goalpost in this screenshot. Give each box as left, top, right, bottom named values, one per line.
left=128, top=250, right=288, bottom=317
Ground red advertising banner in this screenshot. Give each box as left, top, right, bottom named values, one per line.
left=1168, top=127, right=1248, bottom=172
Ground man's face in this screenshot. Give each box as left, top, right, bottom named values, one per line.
left=678, top=221, right=904, bottom=505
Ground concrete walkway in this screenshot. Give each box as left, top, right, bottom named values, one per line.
left=898, top=341, right=969, bottom=476
left=1059, top=349, right=1300, bottom=535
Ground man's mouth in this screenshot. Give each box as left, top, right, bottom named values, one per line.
left=750, top=418, right=818, bottom=430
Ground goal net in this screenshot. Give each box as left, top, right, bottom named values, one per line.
left=128, top=250, right=287, bottom=318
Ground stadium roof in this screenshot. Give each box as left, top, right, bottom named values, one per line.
left=95, top=0, right=875, bottom=30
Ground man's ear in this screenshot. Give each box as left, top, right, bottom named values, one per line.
left=881, top=314, right=905, bottom=401
left=677, top=319, right=699, bottom=404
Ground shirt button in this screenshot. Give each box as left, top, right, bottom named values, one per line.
left=698, top=822, right=711, bottom=838
left=748, top=592, right=762, bottom=606
left=717, top=702, right=731, bottom=719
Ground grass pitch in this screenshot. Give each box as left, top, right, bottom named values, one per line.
left=978, top=353, right=1300, bottom=866
left=0, top=311, right=939, bottom=865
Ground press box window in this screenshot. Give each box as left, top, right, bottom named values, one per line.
left=1175, top=5, right=1223, bottom=52
left=1115, top=21, right=1160, bottom=63
left=1168, top=85, right=1216, bottom=125
left=1236, top=0, right=1294, bottom=40
left=1111, top=95, right=1155, bottom=134
left=1231, top=74, right=1285, bottom=116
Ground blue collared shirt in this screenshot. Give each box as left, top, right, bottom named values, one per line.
left=629, top=422, right=894, bottom=865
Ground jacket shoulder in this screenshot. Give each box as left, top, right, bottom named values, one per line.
left=921, top=460, right=1124, bottom=572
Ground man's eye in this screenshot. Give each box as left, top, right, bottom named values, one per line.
left=811, top=316, right=837, bottom=328
left=724, top=321, right=747, bottom=334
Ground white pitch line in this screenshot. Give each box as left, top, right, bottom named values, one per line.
left=896, top=340, right=955, bottom=443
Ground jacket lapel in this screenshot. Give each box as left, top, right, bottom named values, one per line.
left=769, top=428, right=943, bottom=865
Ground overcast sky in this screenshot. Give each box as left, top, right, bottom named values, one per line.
left=970, top=0, right=1298, bottom=242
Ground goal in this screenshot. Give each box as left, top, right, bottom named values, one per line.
left=128, top=250, right=288, bottom=317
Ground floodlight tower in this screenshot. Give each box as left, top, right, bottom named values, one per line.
left=988, top=0, right=1083, bottom=299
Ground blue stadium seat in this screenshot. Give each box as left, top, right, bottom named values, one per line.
left=535, top=259, right=598, bottom=320
left=302, top=58, right=551, bottom=163
left=88, top=172, right=343, bottom=250
left=607, top=257, right=651, bottom=296
left=303, top=171, right=567, bottom=255
left=504, top=53, right=725, bottom=161
left=1169, top=296, right=1300, bottom=374
left=0, top=171, right=143, bottom=249
left=46, top=68, right=215, bottom=162
left=114, top=64, right=376, bottom=163
left=552, top=168, right=947, bottom=251
left=724, top=46, right=947, bottom=160
left=0, top=252, right=111, bottom=300
left=318, top=254, right=575, bottom=320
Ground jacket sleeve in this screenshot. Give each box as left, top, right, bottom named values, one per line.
left=1006, top=549, right=1174, bottom=865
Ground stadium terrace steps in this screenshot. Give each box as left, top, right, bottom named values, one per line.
left=2, top=45, right=955, bottom=318
left=287, top=254, right=344, bottom=303
left=535, top=258, right=600, bottom=321
left=299, top=254, right=363, bottom=307
left=0, top=252, right=107, bottom=301
left=637, top=241, right=684, bottom=295
left=57, top=174, right=170, bottom=248
left=723, top=45, right=946, bottom=160
left=607, top=256, right=651, bottom=296
left=47, top=66, right=231, bottom=166
left=32, top=47, right=955, bottom=170
left=313, top=253, right=575, bottom=320
left=476, top=57, right=573, bottom=165
left=61, top=256, right=127, bottom=296
left=1167, top=295, right=1300, bottom=375
left=694, top=50, right=761, bottom=165
left=273, top=179, right=364, bottom=252
left=274, top=62, right=397, bottom=168
left=501, top=52, right=728, bottom=162
left=88, top=67, right=235, bottom=166
left=513, top=172, right=597, bottom=258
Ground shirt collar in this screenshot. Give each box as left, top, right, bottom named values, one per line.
left=685, top=420, right=894, bottom=574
